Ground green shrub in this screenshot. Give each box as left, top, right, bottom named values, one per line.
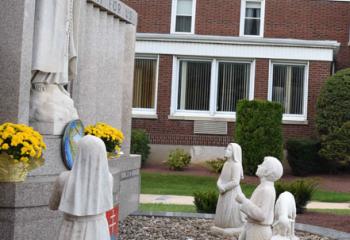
left=130, top=129, right=150, bottom=166
left=319, top=121, right=350, bottom=170
left=275, top=180, right=318, bottom=214
left=316, top=68, right=350, bottom=170
left=205, top=158, right=226, bottom=173
left=166, top=149, right=191, bottom=171
left=286, top=139, right=327, bottom=176
left=193, top=190, right=218, bottom=213
left=235, top=100, right=283, bottom=175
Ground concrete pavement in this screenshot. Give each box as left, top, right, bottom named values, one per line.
left=140, top=194, right=350, bottom=210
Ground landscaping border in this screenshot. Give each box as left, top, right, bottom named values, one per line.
left=131, top=211, right=350, bottom=240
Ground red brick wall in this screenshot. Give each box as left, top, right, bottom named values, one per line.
left=124, top=0, right=350, bottom=70
left=264, top=0, right=350, bottom=70
left=195, top=0, right=240, bottom=36
left=123, top=0, right=172, bottom=34
left=132, top=55, right=332, bottom=146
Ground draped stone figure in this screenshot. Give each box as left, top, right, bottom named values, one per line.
left=49, top=135, right=113, bottom=240
left=236, top=156, right=283, bottom=240
left=211, top=143, right=246, bottom=237
left=30, top=0, right=79, bottom=134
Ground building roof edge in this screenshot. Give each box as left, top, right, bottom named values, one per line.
left=136, top=33, right=340, bottom=50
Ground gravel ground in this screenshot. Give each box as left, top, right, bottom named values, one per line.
left=119, top=216, right=331, bottom=240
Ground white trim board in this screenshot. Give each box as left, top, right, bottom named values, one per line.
left=135, top=34, right=339, bottom=62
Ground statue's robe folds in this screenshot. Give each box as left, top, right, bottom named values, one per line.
left=32, top=0, right=79, bottom=84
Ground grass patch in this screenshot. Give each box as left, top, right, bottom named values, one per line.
left=139, top=203, right=196, bottom=213
left=312, top=190, right=350, bottom=203
left=141, top=172, right=255, bottom=197
left=308, top=209, right=350, bottom=216
left=141, top=172, right=350, bottom=203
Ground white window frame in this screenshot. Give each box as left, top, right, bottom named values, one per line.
left=268, top=60, right=309, bottom=123
left=171, top=0, right=196, bottom=34
left=239, top=0, right=265, bottom=37
left=132, top=54, right=159, bottom=119
left=170, top=56, right=255, bottom=121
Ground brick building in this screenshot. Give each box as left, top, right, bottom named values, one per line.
left=124, top=0, right=350, bottom=163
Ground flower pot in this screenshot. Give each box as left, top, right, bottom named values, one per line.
left=0, top=158, right=28, bottom=182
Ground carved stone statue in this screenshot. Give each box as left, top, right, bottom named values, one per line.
left=236, top=156, right=283, bottom=240
left=211, top=143, right=246, bottom=237
left=30, top=0, right=79, bottom=135
left=272, top=191, right=299, bottom=240
left=49, top=135, right=113, bottom=240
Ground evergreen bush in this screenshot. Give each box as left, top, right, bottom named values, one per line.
left=316, top=68, right=350, bottom=170
left=205, top=158, right=226, bottom=173
left=275, top=180, right=318, bottom=214
left=286, top=139, right=327, bottom=176
left=193, top=190, right=218, bottom=213
left=130, top=129, right=150, bottom=166
left=235, top=100, right=283, bottom=175
left=166, top=149, right=191, bottom=171
left=319, top=121, right=350, bottom=170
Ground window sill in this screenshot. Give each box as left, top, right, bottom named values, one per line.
left=132, top=109, right=158, bottom=119
left=171, top=31, right=194, bottom=35
left=132, top=113, right=158, bottom=119
left=282, top=119, right=308, bottom=125
left=168, top=113, right=236, bottom=122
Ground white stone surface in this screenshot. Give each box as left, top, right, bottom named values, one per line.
left=29, top=84, right=78, bottom=135
left=213, top=143, right=245, bottom=232
left=236, top=157, right=283, bottom=240
left=272, top=191, right=299, bottom=240
left=49, top=136, right=113, bottom=240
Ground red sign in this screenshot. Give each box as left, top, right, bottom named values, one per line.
left=106, top=205, right=119, bottom=240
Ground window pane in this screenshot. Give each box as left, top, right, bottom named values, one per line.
left=244, top=19, right=260, bottom=35
left=245, top=7, right=261, bottom=18
left=272, top=65, right=305, bottom=115
left=178, top=61, right=211, bottom=111
left=176, top=16, right=192, bottom=32
left=217, top=63, right=250, bottom=112
left=177, top=0, right=193, bottom=15
left=132, top=59, right=157, bottom=109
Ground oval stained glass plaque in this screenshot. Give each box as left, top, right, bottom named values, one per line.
left=62, top=119, right=85, bottom=170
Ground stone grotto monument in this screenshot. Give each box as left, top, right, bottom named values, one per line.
left=0, top=1, right=140, bottom=239
left=211, top=143, right=245, bottom=237
left=236, top=156, right=283, bottom=240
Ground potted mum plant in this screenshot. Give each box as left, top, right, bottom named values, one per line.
left=84, top=122, right=124, bottom=158
left=0, top=123, right=46, bottom=182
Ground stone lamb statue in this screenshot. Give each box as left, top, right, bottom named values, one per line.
left=271, top=191, right=299, bottom=240
left=211, top=143, right=246, bottom=237
left=236, top=156, right=283, bottom=240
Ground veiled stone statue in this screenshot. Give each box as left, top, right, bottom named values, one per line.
left=271, top=191, right=299, bottom=240
left=211, top=143, right=246, bottom=237
left=236, top=156, right=283, bottom=240
left=30, top=0, right=79, bottom=135
left=49, top=135, right=113, bottom=240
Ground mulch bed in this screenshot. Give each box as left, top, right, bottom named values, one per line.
left=119, top=216, right=332, bottom=240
